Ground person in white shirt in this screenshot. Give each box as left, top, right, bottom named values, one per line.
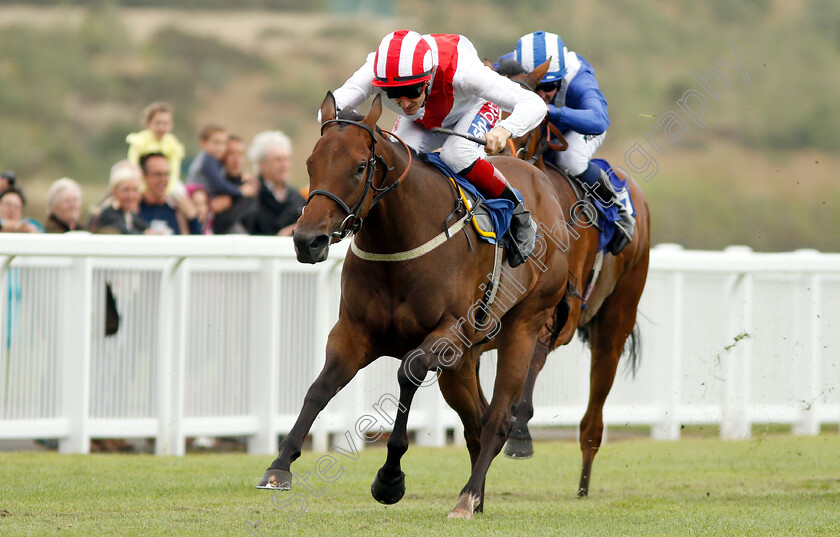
left=332, top=29, right=547, bottom=267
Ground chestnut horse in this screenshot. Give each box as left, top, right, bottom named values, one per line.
left=496, top=60, right=651, bottom=497
left=257, top=92, right=571, bottom=518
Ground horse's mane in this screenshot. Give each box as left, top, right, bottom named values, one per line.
left=495, top=58, right=526, bottom=78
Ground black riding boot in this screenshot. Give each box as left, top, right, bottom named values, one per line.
left=590, top=169, right=635, bottom=255
left=499, top=184, right=537, bottom=267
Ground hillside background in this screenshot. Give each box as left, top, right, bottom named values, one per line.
left=0, top=0, right=838, bottom=251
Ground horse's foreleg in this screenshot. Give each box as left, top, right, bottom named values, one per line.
left=504, top=339, right=550, bottom=459
left=578, top=258, right=647, bottom=497
left=449, top=321, right=538, bottom=519
left=258, top=323, right=369, bottom=490
left=371, top=329, right=464, bottom=505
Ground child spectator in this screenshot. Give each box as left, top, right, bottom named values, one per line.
left=44, top=178, right=84, bottom=232
left=185, top=184, right=210, bottom=234
left=126, top=102, right=186, bottom=197
left=186, top=123, right=238, bottom=198
left=210, top=134, right=257, bottom=234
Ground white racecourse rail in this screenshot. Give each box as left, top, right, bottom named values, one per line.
left=0, top=234, right=837, bottom=455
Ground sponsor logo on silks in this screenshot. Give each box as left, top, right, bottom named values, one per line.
left=467, top=102, right=502, bottom=140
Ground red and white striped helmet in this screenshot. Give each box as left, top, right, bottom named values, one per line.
left=371, top=30, right=434, bottom=87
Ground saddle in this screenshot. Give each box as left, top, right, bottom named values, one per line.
left=420, top=153, right=515, bottom=245
left=540, top=140, right=634, bottom=253
left=420, top=152, right=512, bottom=333
left=544, top=158, right=602, bottom=231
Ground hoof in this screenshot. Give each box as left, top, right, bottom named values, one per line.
left=371, top=469, right=405, bottom=505
left=503, top=436, right=534, bottom=459
left=447, top=507, right=473, bottom=520
left=448, top=492, right=479, bottom=519
left=256, top=468, right=292, bottom=490
left=578, top=473, right=590, bottom=497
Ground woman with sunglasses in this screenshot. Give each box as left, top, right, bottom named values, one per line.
left=331, top=30, right=547, bottom=267
left=503, top=31, right=634, bottom=254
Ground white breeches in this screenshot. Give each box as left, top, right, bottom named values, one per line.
left=392, top=101, right=501, bottom=173
left=551, top=130, right=606, bottom=176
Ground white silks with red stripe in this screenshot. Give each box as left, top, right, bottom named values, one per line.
left=372, top=30, right=434, bottom=87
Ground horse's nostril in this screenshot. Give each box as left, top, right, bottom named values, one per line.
left=293, top=231, right=331, bottom=264
left=309, top=234, right=330, bottom=253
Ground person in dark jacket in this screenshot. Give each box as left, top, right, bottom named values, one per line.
left=210, top=134, right=257, bottom=234
left=90, top=161, right=148, bottom=234
left=44, top=177, right=83, bottom=233
left=246, top=131, right=305, bottom=236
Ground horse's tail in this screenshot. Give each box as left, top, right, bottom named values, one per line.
left=541, top=297, right=570, bottom=350
left=474, top=354, right=489, bottom=410
left=624, top=324, right=642, bottom=378
left=577, top=323, right=642, bottom=378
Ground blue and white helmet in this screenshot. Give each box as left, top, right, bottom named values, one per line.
left=515, top=31, right=568, bottom=84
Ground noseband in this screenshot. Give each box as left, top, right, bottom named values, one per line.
left=307, top=119, right=411, bottom=241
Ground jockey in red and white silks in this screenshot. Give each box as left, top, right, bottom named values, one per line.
left=332, top=30, right=547, bottom=267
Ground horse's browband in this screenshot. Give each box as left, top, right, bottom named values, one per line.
left=308, top=118, right=412, bottom=241
left=320, top=118, right=377, bottom=140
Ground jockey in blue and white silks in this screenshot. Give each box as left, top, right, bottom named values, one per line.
left=501, top=31, right=634, bottom=254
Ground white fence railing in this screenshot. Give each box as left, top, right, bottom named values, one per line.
left=0, top=235, right=838, bottom=455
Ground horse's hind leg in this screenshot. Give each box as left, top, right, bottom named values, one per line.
left=438, top=357, right=486, bottom=510
left=449, top=322, right=539, bottom=519
left=504, top=340, right=550, bottom=459
left=258, top=322, right=369, bottom=489
left=577, top=259, right=647, bottom=497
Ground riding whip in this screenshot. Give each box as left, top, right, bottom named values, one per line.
left=430, top=127, right=487, bottom=146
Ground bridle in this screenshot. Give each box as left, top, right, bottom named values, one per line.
left=518, top=120, right=569, bottom=163
left=307, top=119, right=412, bottom=241
left=506, top=74, right=569, bottom=162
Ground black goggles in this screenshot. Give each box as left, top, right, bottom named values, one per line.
left=383, top=81, right=427, bottom=100
left=536, top=80, right=561, bottom=93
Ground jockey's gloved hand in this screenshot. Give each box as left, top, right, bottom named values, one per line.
left=484, top=126, right=512, bottom=155
left=547, top=104, right=564, bottom=124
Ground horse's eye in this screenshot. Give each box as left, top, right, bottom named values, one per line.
left=356, top=162, right=367, bottom=175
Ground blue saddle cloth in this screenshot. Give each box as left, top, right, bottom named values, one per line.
left=422, top=153, right=516, bottom=245
left=590, top=158, right=636, bottom=252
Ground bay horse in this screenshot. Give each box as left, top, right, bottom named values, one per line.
left=257, top=92, right=571, bottom=518
left=495, top=59, right=651, bottom=497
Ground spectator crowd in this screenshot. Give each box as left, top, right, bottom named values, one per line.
left=3, top=102, right=311, bottom=453
left=1, top=101, right=306, bottom=237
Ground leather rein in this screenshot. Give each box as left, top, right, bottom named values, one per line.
left=520, top=120, right=569, bottom=164
left=307, top=119, right=411, bottom=241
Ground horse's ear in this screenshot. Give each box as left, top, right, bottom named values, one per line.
left=528, top=59, right=552, bottom=90
left=320, top=91, right=337, bottom=123
left=482, top=58, right=495, bottom=70
left=363, top=93, right=383, bottom=128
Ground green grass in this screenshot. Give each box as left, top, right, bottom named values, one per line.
left=2, top=434, right=840, bottom=536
